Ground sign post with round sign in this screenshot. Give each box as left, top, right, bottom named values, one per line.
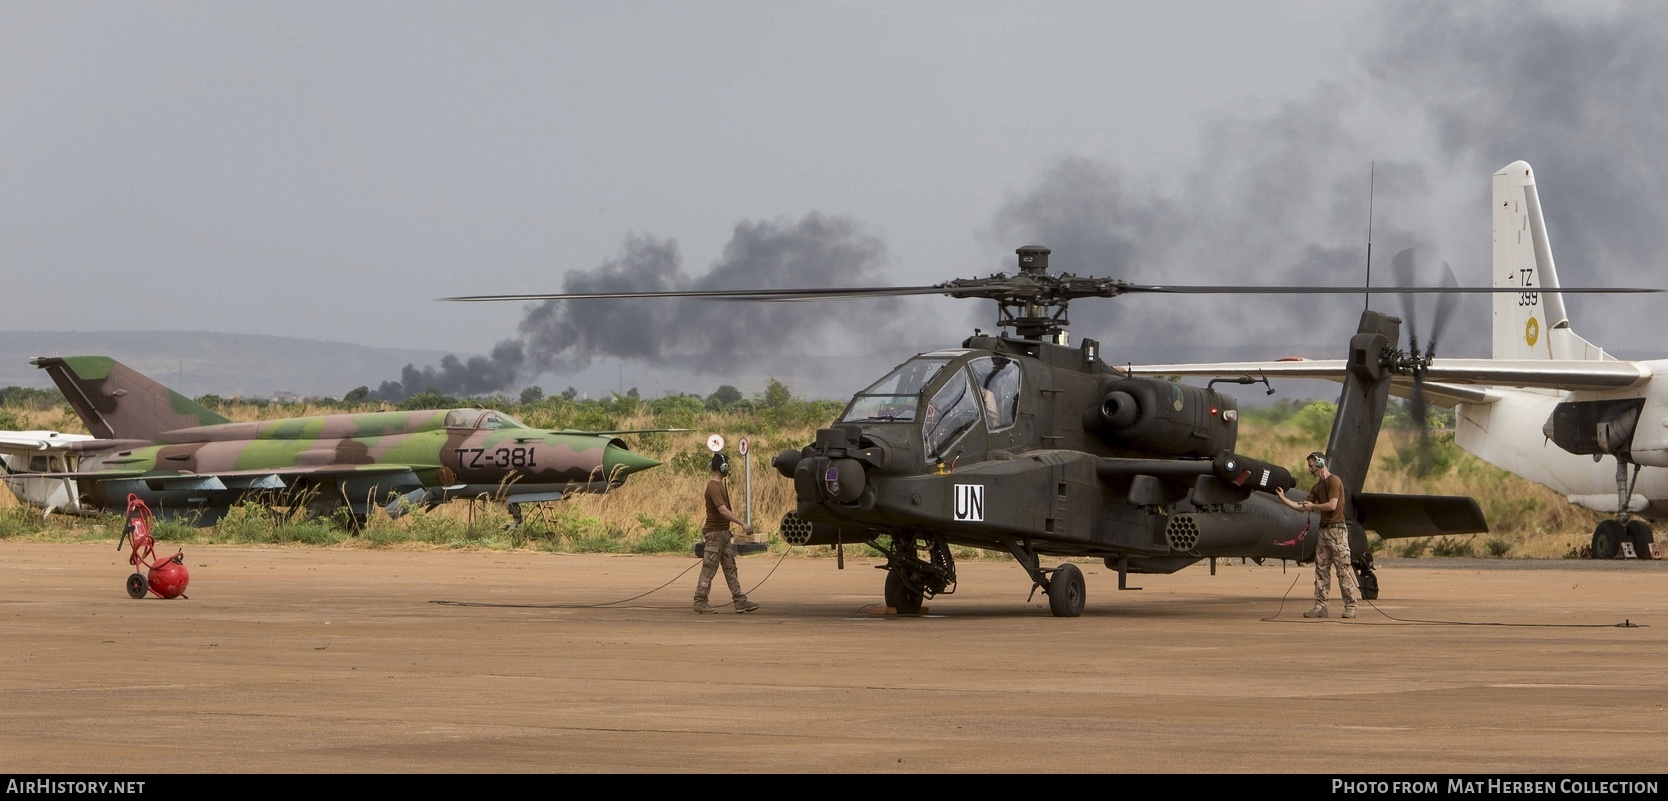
left=738, top=437, right=751, bottom=528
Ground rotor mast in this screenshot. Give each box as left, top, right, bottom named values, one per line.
left=941, top=245, right=1130, bottom=341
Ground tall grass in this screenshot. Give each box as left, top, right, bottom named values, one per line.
left=0, top=392, right=1612, bottom=557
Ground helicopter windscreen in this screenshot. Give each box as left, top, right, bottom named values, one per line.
left=840, top=358, right=951, bottom=423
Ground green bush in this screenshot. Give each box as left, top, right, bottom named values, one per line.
left=1429, top=536, right=1476, bottom=558
left=0, top=507, right=38, bottom=539
left=214, top=502, right=286, bottom=543
left=632, top=513, right=700, bottom=553
left=566, top=523, right=629, bottom=553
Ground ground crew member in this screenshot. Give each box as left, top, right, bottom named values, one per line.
left=1278, top=451, right=1359, bottom=618
left=693, top=452, right=760, bottom=614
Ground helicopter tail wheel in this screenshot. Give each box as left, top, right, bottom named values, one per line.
left=1592, top=519, right=1625, bottom=559
left=1625, top=519, right=1654, bottom=560
left=884, top=569, right=924, bottom=615
left=1353, top=563, right=1379, bottom=601
left=1047, top=563, right=1085, bottom=618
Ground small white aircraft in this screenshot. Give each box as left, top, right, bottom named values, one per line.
left=0, top=430, right=95, bottom=516
left=1133, top=160, right=1663, bottom=559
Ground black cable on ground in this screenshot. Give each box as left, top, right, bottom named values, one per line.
left=1262, top=568, right=1645, bottom=627
left=430, top=542, right=794, bottom=611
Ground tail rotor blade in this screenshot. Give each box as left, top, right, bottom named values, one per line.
left=1408, top=374, right=1436, bottom=477
left=1391, top=248, right=1419, bottom=342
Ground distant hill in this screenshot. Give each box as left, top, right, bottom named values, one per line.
left=0, top=331, right=463, bottom=399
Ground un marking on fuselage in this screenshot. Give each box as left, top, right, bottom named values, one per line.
left=954, top=484, right=985, bottom=522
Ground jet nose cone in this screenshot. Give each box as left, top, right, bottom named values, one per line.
left=603, top=445, right=660, bottom=482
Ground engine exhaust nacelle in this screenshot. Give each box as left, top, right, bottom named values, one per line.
left=1082, top=378, right=1237, bottom=457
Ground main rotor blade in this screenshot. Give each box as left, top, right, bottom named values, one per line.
left=441, top=286, right=954, bottom=302
left=441, top=283, right=1661, bottom=303
left=1068, top=285, right=1659, bottom=294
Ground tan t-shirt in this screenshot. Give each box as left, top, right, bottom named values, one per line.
left=704, top=479, right=733, bottom=533
left=1307, top=473, right=1346, bottom=526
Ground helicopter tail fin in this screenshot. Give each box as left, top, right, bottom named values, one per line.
left=1322, top=310, right=1400, bottom=497
left=31, top=356, right=230, bottom=440
left=1491, top=161, right=1611, bottom=361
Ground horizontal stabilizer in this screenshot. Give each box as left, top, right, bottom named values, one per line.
left=0, top=431, right=95, bottom=452
left=1354, top=493, right=1488, bottom=539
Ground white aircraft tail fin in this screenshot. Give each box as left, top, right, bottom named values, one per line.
left=1491, top=161, right=1611, bottom=361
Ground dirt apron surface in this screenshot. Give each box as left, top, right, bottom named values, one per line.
left=2, top=543, right=1664, bottom=773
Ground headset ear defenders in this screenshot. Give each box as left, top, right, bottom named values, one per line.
left=1307, top=451, right=1327, bottom=471
left=711, top=453, right=730, bottom=475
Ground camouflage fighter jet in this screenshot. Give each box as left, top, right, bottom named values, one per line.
left=27, top=356, right=663, bottom=527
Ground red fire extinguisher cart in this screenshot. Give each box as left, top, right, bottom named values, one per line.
left=119, top=494, right=189, bottom=599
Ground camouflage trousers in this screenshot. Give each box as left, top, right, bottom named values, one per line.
left=1314, top=524, right=1360, bottom=610
left=695, top=529, right=746, bottom=603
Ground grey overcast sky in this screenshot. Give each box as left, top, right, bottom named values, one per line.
left=5, top=2, right=1667, bottom=398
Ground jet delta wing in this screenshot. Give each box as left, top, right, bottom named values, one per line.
left=29, top=357, right=663, bottom=527
left=1132, top=161, right=1668, bottom=559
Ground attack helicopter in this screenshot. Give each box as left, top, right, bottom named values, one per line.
left=450, top=244, right=1612, bottom=616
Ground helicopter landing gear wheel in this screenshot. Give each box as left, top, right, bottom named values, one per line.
left=1592, top=519, right=1625, bottom=559
left=884, top=569, right=924, bottom=615
left=1626, top=519, right=1654, bottom=560
left=1047, top=563, right=1085, bottom=618
left=125, top=573, right=147, bottom=599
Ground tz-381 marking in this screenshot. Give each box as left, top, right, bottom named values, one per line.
left=455, top=446, right=537, bottom=469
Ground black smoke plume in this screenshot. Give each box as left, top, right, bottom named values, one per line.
left=988, top=3, right=1668, bottom=365
left=375, top=212, right=925, bottom=400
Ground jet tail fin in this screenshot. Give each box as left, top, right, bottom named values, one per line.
left=31, top=356, right=230, bottom=440
left=1491, top=161, right=1611, bottom=361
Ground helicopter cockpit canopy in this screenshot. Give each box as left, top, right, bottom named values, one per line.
left=840, top=355, right=956, bottom=424
left=839, top=351, right=1025, bottom=461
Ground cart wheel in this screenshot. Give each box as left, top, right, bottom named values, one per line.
left=126, top=573, right=148, bottom=599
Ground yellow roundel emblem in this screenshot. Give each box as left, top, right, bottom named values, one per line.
left=1525, top=316, right=1540, bottom=347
